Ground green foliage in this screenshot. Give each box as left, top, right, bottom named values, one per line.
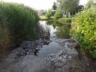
left=52, top=2, right=57, bottom=10
left=41, top=12, right=46, bottom=15
left=37, top=24, right=50, bottom=37
left=46, top=10, right=52, bottom=19
left=46, top=20, right=53, bottom=25
left=71, top=7, right=96, bottom=58
left=39, top=16, right=48, bottom=20
left=54, top=11, right=63, bottom=19
left=57, top=0, right=79, bottom=12
left=85, top=0, right=94, bottom=9
left=0, top=2, right=39, bottom=55
left=56, top=24, right=71, bottom=39
left=46, top=20, right=71, bottom=38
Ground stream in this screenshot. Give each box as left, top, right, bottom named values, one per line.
left=1, top=21, right=95, bottom=72
left=37, top=21, right=71, bottom=58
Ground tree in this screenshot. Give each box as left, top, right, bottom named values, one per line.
left=57, top=0, right=79, bottom=16
left=54, top=10, right=63, bottom=19
left=52, top=2, right=57, bottom=16
left=86, top=0, right=94, bottom=9
left=52, top=2, right=57, bottom=10
left=46, top=10, right=52, bottom=19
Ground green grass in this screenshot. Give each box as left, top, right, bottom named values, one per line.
left=40, top=15, right=72, bottom=20
left=39, top=16, right=72, bottom=24
left=39, top=16, right=54, bottom=20
left=39, top=16, right=48, bottom=20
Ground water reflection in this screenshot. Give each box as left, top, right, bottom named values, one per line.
left=37, top=41, right=64, bottom=58
left=45, top=20, right=71, bottom=39
left=37, top=21, right=71, bottom=58
left=55, top=24, right=71, bottom=39
left=46, top=20, right=53, bottom=25
left=37, top=22, right=50, bottom=37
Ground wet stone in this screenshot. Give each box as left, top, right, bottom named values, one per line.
left=8, top=36, right=51, bottom=60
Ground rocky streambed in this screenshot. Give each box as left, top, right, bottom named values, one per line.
left=0, top=37, right=96, bottom=72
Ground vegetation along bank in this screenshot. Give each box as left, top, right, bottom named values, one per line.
left=0, top=2, right=39, bottom=57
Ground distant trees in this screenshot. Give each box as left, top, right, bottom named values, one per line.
left=52, top=2, right=57, bottom=16
left=57, top=0, right=79, bottom=16
left=57, top=0, right=79, bottom=12
left=45, top=2, right=57, bottom=18
left=85, top=0, right=96, bottom=9
left=54, top=10, right=63, bottom=19
left=86, top=0, right=94, bottom=9
left=52, top=2, right=57, bottom=10
left=46, top=10, right=52, bottom=19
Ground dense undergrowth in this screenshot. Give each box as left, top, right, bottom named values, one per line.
left=0, top=2, right=39, bottom=56
left=71, top=7, right=96, bottom=58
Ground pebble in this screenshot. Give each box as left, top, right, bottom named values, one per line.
left=46, top=39, right=79, bottom=69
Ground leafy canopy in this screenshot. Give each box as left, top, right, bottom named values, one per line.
left=57, top=0, right=79, bottom=12
left=54, top=10, right=63, bottom=19
left=52, top=2, right=57, bottom=10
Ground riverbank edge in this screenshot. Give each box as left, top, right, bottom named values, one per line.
left=39, top=16, right=72, bottom=21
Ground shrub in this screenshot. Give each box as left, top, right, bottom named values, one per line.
left=54, top=11, right=63, bottom=19
left=46, top=10, right=52, bottom=19
left=0, top=2, right=39, bottom=55
left=71, top=7, right=96, bottom=58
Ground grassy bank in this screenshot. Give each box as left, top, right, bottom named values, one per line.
left=39, top=16, right=48, bottom=20
left=40, top=15, right=72, bottom=24
left=39, top=16, right=54, bottom=20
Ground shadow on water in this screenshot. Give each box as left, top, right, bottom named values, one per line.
left=37, top=20, right=71, bottom=58
left=37, top=22, right=50, bottom=38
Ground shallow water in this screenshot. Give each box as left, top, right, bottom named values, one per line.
left=37, top=41, right=64, bottom=58
left=37, top=21, right=71, bottom=58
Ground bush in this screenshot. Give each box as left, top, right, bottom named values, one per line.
left=71, top=7, right=96, bottom=58
left=54, top=11, right=63, bottom=19
left=0, top=2, right=39, bottom=55
left=46, top=10, right=52, bottom=19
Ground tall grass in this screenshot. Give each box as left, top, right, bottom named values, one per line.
left=0, top=2, right=39, bottom=56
